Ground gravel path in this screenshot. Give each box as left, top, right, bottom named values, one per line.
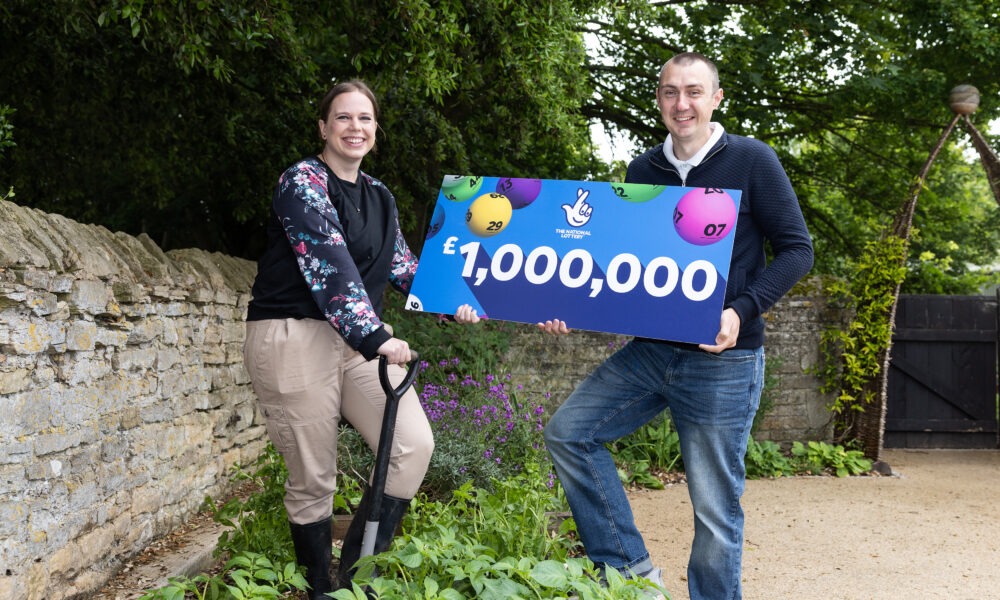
left=630, top=448, right=1000, bottom=600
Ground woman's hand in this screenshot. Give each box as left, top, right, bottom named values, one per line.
left=453, top=304, right=481, bottom=325
left=377, top=337, right=412, bottom=365
left=537, top=319, right=571, bottom=335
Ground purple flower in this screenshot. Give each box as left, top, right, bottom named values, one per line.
left=413, top=358, right=554, bottom=484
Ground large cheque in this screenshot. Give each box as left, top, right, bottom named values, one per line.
left=406, top=175, right=741, bottom=345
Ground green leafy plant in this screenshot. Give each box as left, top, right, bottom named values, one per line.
left=331, top=469, right=665, bottom=600
left=816, top=237, right=907, bottom=418
left=139, top=552, right=306, bottom=600
left=205, top=444, right=295, bottom=563
left=222, top=553, right=306, bottom=600
left=611, top=418, right=874, bottom=482
left=336, top=555, right=663, bottom=600
left=610, top=414, right=682, bottom=489
left=789, top=440, right=873, bottom=477
left=744, top=438, right=795, bottom=479
left=0, top=105, right=14, bottom=157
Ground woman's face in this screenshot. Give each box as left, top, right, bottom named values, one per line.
left=318, top=90, right=377, bottom=164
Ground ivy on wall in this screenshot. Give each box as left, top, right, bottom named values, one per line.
left=817, top=235, right=908, bottom=431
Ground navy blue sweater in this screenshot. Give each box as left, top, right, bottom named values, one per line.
left=627, top=133, right=814, bottom=349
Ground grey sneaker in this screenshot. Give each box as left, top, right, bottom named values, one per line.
left=638, top=567, right=667, bottom=599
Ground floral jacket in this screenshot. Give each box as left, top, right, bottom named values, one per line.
left=247, top=157, right=418, bottom=359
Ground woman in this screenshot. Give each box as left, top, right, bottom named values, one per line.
left=243, top=80, right=479, bottom=598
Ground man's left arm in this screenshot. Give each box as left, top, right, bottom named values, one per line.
left=734, top=146, right=815, bottom=324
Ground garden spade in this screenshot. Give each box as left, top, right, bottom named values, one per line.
left=360, top=352, right=421, bottom=558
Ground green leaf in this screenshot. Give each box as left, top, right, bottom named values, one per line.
left=529, top=560, right=571, bottom=588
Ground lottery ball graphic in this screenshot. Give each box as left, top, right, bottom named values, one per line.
left=495, top=177, right=542, bottom=209
left=673, top=188, right=737, bottom=246
left=426, top=203, right=445, bottom=239
left=611, top=182, right=666, bottom=203
left=405, top=294, right=423, bottom=311
left=441, top=175, right=483, bottom=202
left=465, top=193, right=513, bottom=237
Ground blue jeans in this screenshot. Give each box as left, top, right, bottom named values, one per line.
left=544, top=339, right=764, bottom=600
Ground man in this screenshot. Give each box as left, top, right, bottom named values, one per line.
left=540, top=52, right=813, bottom=599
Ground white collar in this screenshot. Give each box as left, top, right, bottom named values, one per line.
left=663, top=123, right=725, bottom=175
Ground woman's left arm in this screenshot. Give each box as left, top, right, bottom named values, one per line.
left=387, top=203, right=419, bottom=296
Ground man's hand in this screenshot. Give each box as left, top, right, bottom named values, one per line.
left=699, top=308, right=740, bottom=353
left=537, top=319, right=571, bottom=335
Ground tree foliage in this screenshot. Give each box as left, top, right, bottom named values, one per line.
left=0, top=0, right=604, bottom=258
left=1, top=0, right=318, bottom=255
left=584, top=0, right=1000, bottom=292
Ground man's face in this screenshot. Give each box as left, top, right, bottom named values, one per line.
left=656, top=60, right=724, bottom=149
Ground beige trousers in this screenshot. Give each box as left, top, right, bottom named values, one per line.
left=243, top=318, right=433, bottom=524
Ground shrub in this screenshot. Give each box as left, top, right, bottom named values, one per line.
left=789, top=440, right=873, bottom=477
left=745, top=438, right=795, bottom=479
left=609, top=414, right=682, bottom=489
left=613, top=417, right=874, bottom=481
left=338, top=358, right=554, bottom=501
left=332, top=468, right=662, bottom=600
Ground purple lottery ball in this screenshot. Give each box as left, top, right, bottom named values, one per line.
left=495, top=177, right=542, bottom=209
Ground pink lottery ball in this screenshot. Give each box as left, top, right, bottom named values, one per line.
left=673, top=188, right=737, bottom=246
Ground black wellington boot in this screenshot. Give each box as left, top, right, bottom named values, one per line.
left=335, top=489, right=410, bottom=591
left=289, top=517, right=333, bottom=599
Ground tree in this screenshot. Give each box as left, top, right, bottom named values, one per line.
left=0, top=0, right=605, bottom=258
left=0, top=0, right=318, bottom=255
left=583, top=0, right=1000, bottom=293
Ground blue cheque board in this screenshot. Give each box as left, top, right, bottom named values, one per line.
left=405, top=175, right=741, bottom=345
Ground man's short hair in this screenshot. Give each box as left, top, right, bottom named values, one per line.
left=660, top=52, right=720, bottom=91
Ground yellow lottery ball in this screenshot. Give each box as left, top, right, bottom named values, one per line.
left=465, top=193, right=513, bottom=237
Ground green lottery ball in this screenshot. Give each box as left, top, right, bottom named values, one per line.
left=610, top=182, right=666, bottom=203
left=442, top=175, right=483, bottom=202
left=465, top=193, right=513, bottom=237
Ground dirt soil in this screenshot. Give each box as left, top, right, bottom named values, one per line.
left=95, top=448, right=1000, bottom=600
left=632, top=448, right=1000, bottom=600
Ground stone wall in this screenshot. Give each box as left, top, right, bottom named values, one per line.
left=504, top=278, right=840, bottom=443
left=0, top=200, right=266, bottom=600
left=758, top=289, right=842, bottom=442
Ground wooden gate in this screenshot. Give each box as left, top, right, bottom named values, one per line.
left=885, top=293, right=999, bottom=449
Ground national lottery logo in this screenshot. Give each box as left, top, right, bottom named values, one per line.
left=562, top=187, right=593, bottom=227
